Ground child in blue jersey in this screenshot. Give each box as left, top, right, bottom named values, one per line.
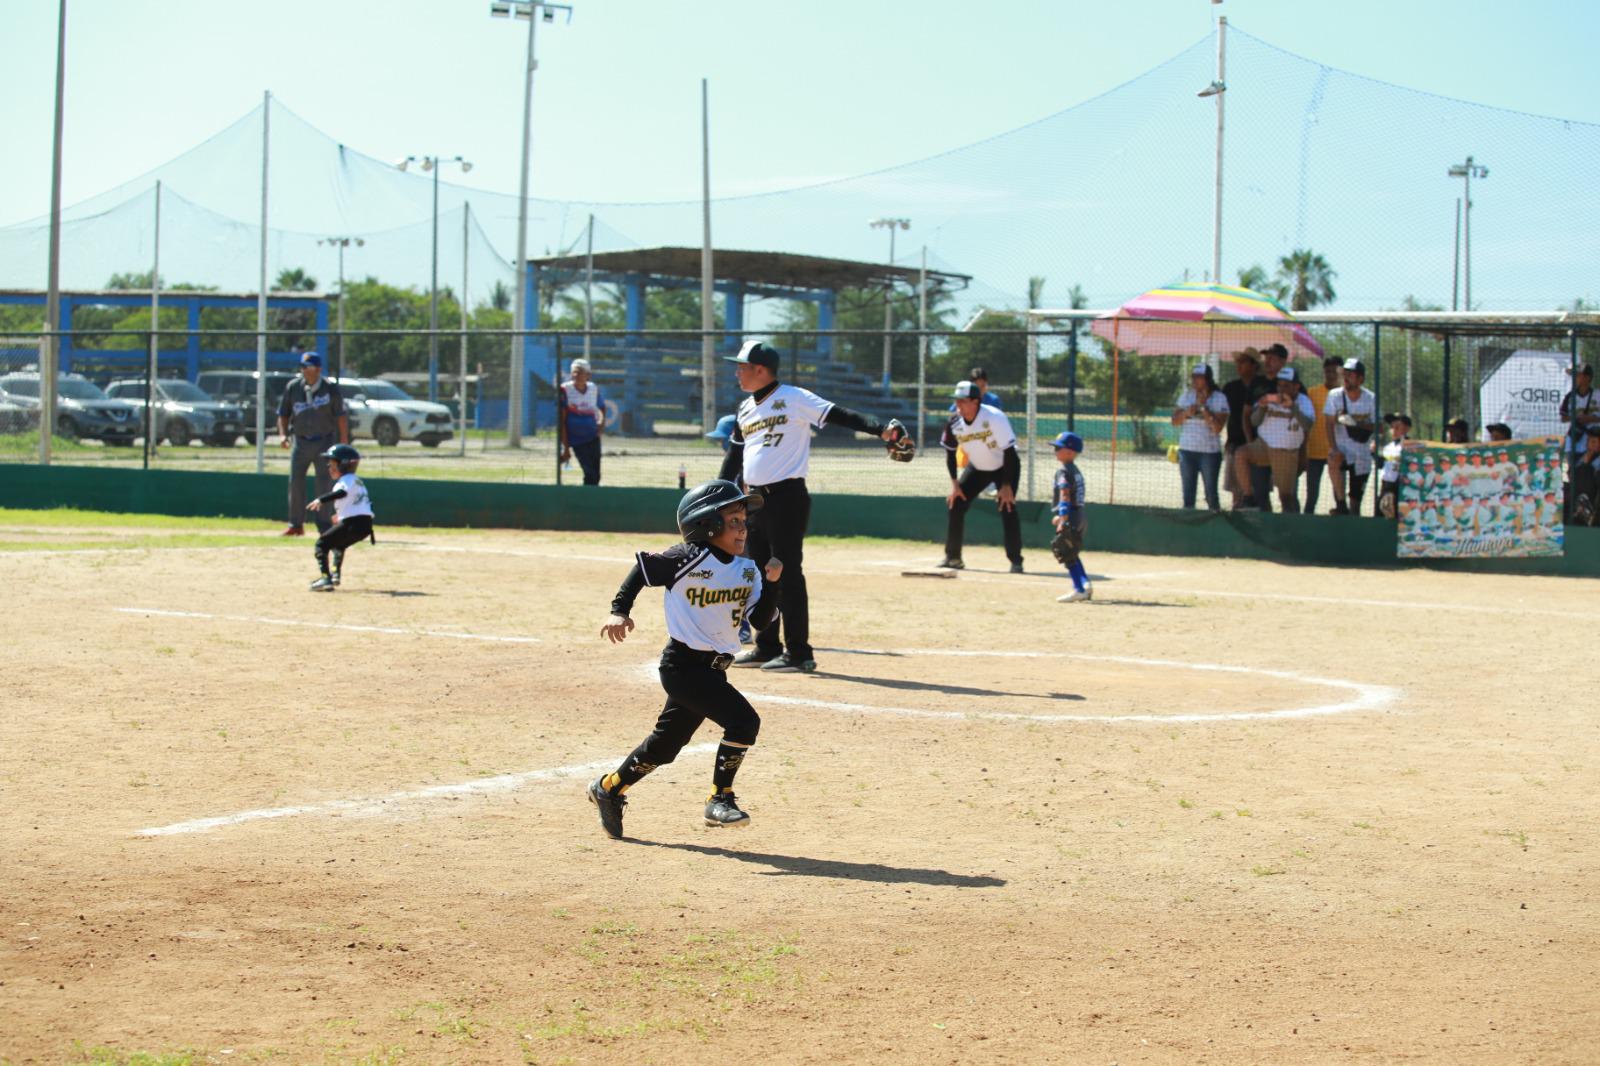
left=1050, top=431, right=1092, bottom=603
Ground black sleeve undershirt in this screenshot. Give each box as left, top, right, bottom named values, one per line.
left=314, top=485, right=349, bottom=505
left=821, top=403, right=883, bottom=436
left=1002, top=446, right=1021, bottom=490
left=748, top=580, right=780, bottom=631
left=718, top=425, right=744, bottom=483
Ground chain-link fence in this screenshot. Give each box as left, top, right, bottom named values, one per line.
left=3, top=320, right=1595, bottom=519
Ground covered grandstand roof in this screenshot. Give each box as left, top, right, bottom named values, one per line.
left=531, top=247, right=970, bottom=294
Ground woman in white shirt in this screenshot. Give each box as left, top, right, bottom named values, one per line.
left=1171, top=364, right=1230, bottom=510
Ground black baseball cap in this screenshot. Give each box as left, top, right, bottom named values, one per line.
left=1587, top=423, right=1600, bottom=438
left=1342, top=358, right=1367, bottom=376
left=1387, top=412, right=1414, bottom=427
left=1263, top=343, right=1289, bottom=360
left=724, top=340, right=780, bottom=372
left=1578, top=363, right=1595, bottom=377
left=952, top=380, right=983, bottom=401
left=968, top=366, right=989, bottom=381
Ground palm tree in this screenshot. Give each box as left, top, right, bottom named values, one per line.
left=275, top=267, right=317, bottom=292
left=1273, top=249, right=1337, bottom=311
left=1236, top=264, right=1274, bottom=295
left=1027, top=276, right=1047, bottom=310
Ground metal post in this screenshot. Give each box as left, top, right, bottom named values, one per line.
left=460, top=204, right=470, bottom=457
left=428, top=162, right=440, bottom=402
left=508, top=5, right=539, bottom=448
left=554, top=334, right=563, bottom=486
left=335, top=242, right=345, bottom=379
left=583, top=212, right=594, bottom=362
left=1211, top=14, right=1226, bottom=285
left=254, top=90, right=271, bottom=474
left=1441, top=333, right=1452, bottom=429
left=1025, top=327, right=1038, bottom=500
left=148, top=181, right=161, bottom=464
left=881, top=227, right=895, bottom=390
left=916, top=246, right=927, bottom=451
left=700, top=78, right=715, bottom=433
left=1463, top=169, right=1472, bottom=313
left=1451, top=199, right=1461, bottom=312
left=42, top=0, right=67, bottom=465
left=1067, top=321, right=1079, bottom=432
left=1372, top=323, right=1382, bottom=513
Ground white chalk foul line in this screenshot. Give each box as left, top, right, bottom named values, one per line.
left=136, top=744, right=717, bottom=837
left=113, top=607, right=540, bottom=644
left=647, top=648, right=1398, bottom=724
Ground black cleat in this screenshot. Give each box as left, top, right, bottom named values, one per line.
left=1009, top=561, right=1025, bottom=574
left=936, top=557, right=965, bottom=570
left=309, top=575, right=336, bottom=592
left=704, top=790, right=750, bottom=828
left=587, top=777, right=626, bottom=839
left=732, top=648, right=781, bottom=668
left=760, top=653, right=816, bottom=673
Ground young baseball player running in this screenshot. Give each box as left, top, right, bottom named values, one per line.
left=589, top=480, right=781, bottom=839
left=1050, top=432, right=1092, bottom=602
left=305, top=444, right=374, bottom=592
left=718, top=340, right=913, bottom=674
left=939, top=381, right=1024, bottom=572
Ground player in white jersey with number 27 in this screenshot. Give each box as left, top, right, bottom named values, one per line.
left=588, top=480, right=782, bottom=840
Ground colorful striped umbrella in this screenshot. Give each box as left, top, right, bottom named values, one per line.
left=1090, top=281, right=1326, bottom=360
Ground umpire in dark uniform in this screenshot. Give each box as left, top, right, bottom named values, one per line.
left=276, top=351, right=348, bottom=536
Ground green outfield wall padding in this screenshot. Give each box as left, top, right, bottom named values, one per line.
left=2, top=464, right=1594, bottom=577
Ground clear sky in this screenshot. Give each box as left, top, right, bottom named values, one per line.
left=2, top=0, right=1597, bottom=223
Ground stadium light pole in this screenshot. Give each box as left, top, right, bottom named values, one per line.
left=318, top=236, right=365, bottom=381
left=491, top=0, right=573, bottom=447
left=1448, top=156, right=1487, bottom=311
left=1197, top=2, right=1227, bottom=287
left=42, top=0, right=68, bottom=465
left=396, top=155, right=471, bottom=402
left=869, top=217, right=909, bottom=390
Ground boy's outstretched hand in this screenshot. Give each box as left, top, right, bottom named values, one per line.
left=600, top=615, right=635, bottom=643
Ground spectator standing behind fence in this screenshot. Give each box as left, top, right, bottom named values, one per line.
left=1444, top=417, right=1470, bottom=444
left=1304, top=356, right=1341, bottom=514
left=1221, top=348, right=1269, bottom=509
left=1171, top=364, right=1229, bottom=510
left=559, top=358, right=606, bottom=486
left=1325, top=358, right=1377, bottom=516
left=1569, top=424, right=1600, bottom=526
left=1236, top=345, right=1291, bottom=509
left=1560, top=363, right=1597, bottom=472
left=277, top=351, right=348, bottom=537
left=1378, top=413, right=1413, bottom=519
left=1485, top=422, right=1513, bottom=443
left=1240, top=366, right=1314, bottom=513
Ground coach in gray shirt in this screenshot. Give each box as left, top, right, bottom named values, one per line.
left=276, top=351, right=348, bottom=536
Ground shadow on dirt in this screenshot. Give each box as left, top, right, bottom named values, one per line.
left=635, top=841, right=1007, bottom=888
left=809, top=671, right=1084, bottom=702
left=344, top=589, right=432, bottom=597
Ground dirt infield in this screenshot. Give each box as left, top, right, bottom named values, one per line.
left=2, top=518, right=1596, bottom=1064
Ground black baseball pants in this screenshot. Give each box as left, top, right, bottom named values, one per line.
left=626, top=647, right=762, bottom=770
left=945, top=466, right=1023, bottom=565
left=746, top=478, right=812, bottom=661
left=572, top=438, right=601, bottom=485
left=314, top=514, right=373, bottom=574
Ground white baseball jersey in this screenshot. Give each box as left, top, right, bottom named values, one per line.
left=1254, top=392, right=1315, bottom=450
left=638, top=543, right=764, bottom=656
left=331, top=472, right=373, bottom=523
left=735, top=383, right=833, bottom=486
left=941, top=404, right=1017, bottom=472
left=1325, top=386, right=1376, bottom=471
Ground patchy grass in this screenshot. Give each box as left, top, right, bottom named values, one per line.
left=70, top=1047, right=199, bottom=1066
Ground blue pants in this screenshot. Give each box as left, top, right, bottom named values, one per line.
left=1177, top=449, right=1222, bottom=510
left=572, top=438, right=601, bottom=486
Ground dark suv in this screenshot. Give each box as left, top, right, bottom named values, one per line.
left=105, top=379, right=247, bottom=447
left=195, top=370, right=297, bottom=445
left=0, top=373, right=139, bottom=444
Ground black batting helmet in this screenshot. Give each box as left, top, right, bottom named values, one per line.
left=677, top=479, right=762, bottom=543
left=320, top=443, right=361, bottom=473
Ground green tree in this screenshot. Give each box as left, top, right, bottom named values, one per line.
left=1236, top=264, right=1279, bottom=297
left=1273, top=249, right=1337, bottom=311
left=488, top=280, right=512, bottom=312
left=1027, top=276, right=1046, bottom=310
left=275, top=267, right=317, bottom=292
left=1077, top=338, right=1188, bottom=452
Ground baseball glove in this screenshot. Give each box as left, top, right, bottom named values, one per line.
left=884, top=419, right=915, bottom=463
left=1050, top=525, right=1083, bottom=568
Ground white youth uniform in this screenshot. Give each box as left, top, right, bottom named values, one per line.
left=640, top=544, right=764, bottom=656
left=735, top=383, right=833, bottom=486
left=331, top=473, right=373, bottom=523
left=942, top=404, right=1017, bottom=471
left=1174, top=388, right=1229, bottom=453
left=1324, top=386, right=1377, bottom=473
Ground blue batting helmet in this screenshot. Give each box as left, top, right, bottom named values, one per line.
left=1053, top=431, right=1085, bottom=452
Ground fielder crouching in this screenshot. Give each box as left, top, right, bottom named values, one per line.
left=305, top=444, right=374, bottom=592
left=589, top=480, right=781, bottom=840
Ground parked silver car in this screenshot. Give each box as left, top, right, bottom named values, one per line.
left=105, top=379, right=246, bottom=447
left=335, top=376, right=455, bottom=447
left=0, top=373, right=139, bottom=444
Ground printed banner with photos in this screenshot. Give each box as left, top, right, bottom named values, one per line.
left=1397, top=438, right=1565, bottom=559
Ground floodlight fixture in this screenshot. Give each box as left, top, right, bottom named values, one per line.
left=489, top=0, right=512, bottom=15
